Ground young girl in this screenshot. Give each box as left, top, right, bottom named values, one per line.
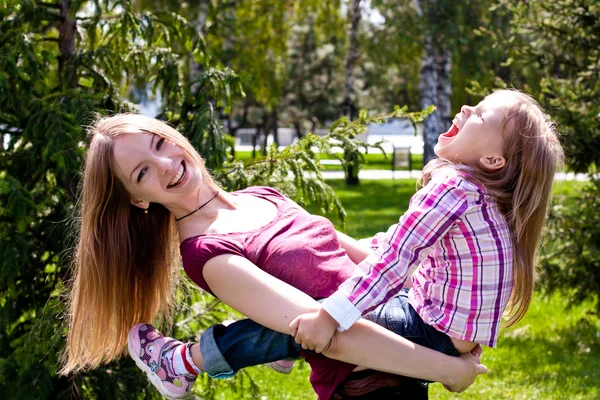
left=61, top=113, right=486, bottom=399
left=289, top=90, right=563, bottom=359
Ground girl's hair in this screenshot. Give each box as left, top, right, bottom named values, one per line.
left=422, top=89, right=564, bottom=327
left=60, top=114, right=219, bottom=374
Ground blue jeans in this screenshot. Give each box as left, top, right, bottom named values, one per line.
left=200, top=289, right=459, bottom=378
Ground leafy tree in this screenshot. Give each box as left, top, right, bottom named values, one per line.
left=498, top=0, right=600, bottom=312
left=0, top=0, right=238, bottom=397
left=0, top=1, right=431, bottom=398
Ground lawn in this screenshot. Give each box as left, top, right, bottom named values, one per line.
left=198, top=179, right=599, bottom=400
left=233, top=150, right=423, bottom=171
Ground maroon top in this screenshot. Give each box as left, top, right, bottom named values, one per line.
left=180, top=186, right=357, bottom=399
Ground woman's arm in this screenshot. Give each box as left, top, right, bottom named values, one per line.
left=335, top=230, right=372, bottom=264
left=202, top=254, right=485, bottom=391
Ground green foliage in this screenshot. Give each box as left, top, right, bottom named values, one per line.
left=539, top=180, right=600, bottom=313
left=210, top=180, right=600, bottom=400
left=0, top=0, right=246, bottom=398
left=504, top=0, right=600, bottom=174
left=0, top=1, right=432, bottom=398
left=496, top=0, right=600, bottom=313
left=216, top=106, right=433, bottom=224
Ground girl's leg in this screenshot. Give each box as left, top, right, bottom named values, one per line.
left=192, top=318, right=301, bottom=378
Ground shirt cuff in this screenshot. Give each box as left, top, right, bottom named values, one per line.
left=321, top=291, right=362, bottom=332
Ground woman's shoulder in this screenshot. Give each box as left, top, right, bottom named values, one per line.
left=236, top=185, right=286, bottom=199
left=180, top=233, right=243, bottom=256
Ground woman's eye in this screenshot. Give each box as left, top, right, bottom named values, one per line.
left=137, top=168, right=147, bottom=183
left=156, top=138, right=165, bottom=150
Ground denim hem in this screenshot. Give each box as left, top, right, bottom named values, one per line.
left=200, top=325, right=235, bottom=379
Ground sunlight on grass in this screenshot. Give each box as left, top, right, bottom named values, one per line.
left=232, top=150, right=423, bottom=171
left=205, top=178, right=598, bottom=399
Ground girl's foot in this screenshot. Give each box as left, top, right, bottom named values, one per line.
left=128, top=323, right=197, bottom=399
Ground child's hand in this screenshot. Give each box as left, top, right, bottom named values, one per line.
left=443, top=344, right=487, bottom=392
left=289, top=308, right=338, bottom=353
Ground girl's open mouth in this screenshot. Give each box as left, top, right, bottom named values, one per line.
left=441, top=122, right=459, bottom=138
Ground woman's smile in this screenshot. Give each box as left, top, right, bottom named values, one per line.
left=167, top=160, right=187, bottom=188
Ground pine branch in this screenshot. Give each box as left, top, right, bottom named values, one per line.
left=37, top=1, right=61, bottom=10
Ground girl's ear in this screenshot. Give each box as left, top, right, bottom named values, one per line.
left=130, top=198, right=149, bottom=210
left=479, top=156, right=506, bottom=171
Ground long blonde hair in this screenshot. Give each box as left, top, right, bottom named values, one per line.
left=61, top=114, right=219, bottom=374
left=423, top=89, right=564, bottom=327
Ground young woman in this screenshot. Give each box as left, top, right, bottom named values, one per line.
left=61, top=113, right=487, bottom=399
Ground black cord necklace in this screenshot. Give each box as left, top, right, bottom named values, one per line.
left=175, top=191, right=220, bottom=222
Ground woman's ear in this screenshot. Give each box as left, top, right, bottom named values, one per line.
left=479, top=156, right=506, bottom=171
left=130, top=198, right=149, bottom=210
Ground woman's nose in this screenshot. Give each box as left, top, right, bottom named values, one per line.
left=156, top=157, right=173, bottom=175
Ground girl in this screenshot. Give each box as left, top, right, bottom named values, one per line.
left=290, top=90, right=563, bottom=361
left=60, top=113, right=486, bottom=399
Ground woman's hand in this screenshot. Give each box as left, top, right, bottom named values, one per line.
left=442, top=344, right=487, bottom=393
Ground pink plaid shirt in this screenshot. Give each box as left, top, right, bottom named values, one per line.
left=322, top=168, right=513, bottom=347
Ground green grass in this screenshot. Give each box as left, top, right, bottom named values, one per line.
left=429, top=294, right=600, bottom=400
left=233, top=150, right=423, bottom=171
left=202, top=179, right=598, bottom=399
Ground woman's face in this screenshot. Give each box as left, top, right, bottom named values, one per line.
left=112, top=133, right=202, bottom=209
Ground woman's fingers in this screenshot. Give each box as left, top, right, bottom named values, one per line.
left=289, top=316, right=300, bottom=337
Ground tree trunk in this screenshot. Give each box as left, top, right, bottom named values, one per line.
left=261, top=112, right=270, bottom=156
left=252, top=124, right=262, bottom=159
left=270, top=109, right=279, bottom=148
left=190, top=0, right=209, bottom=90
left=419, top=34, right=439, bottom=166
left=436, top=48, right=452, bottom=138
left=58, top=0, right=76, bottom=89
left=342, top=0, right=361, bottom=185
left=293, top=119, right=303, bottom=140
left=413, top=0, right=440, bottom=167
left=58, top=0, right=77, bottom=197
